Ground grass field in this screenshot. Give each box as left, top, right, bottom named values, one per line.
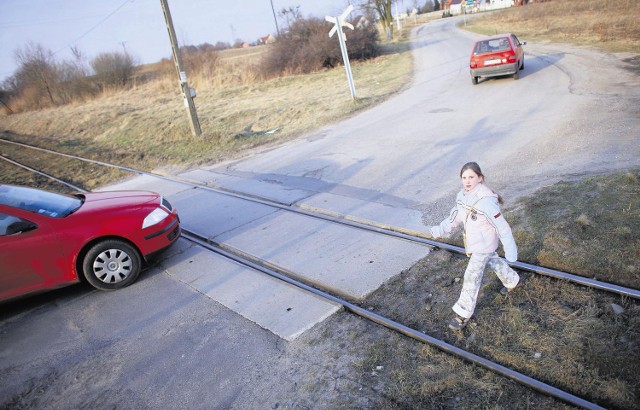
left=465, top=0, right=640, bottom=53
left=0, top=39, right=414, bottom=181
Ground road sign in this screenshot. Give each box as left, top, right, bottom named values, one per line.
left=326, top=5, right=356, bottom=99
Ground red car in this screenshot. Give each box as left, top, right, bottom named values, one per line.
left=0, top=185, right=180, bottom=302
left=469, top=33, right=526, bottom=85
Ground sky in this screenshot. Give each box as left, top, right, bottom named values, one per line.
left=0, top=0, right=358, bottom=83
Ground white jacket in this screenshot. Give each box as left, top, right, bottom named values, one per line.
left=430, top=183, right=518, bottom=262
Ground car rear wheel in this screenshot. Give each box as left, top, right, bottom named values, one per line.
left=471, top=76, right=478, bottom=85
left=82, top=240, right=142, bottom=290
left=513, top=70, right=519, bottom=80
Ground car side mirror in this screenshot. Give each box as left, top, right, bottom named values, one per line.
left=7, top=220, right=38, bottom=235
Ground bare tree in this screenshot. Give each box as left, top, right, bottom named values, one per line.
left=359, top=0, right=395, bottom=40
left=90, top=51, right=136, bottom=91
left=13, top=42, right=60, bottom=107
left=213, top=41, right=231, bottom=50
left=0, top=89, right=14, bottom=114
left=278, top=5, right=302, bottom=31
left=58, top=47, right=95, bottom=103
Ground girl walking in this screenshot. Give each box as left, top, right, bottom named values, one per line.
left=428, top=162, right=520, bottom=331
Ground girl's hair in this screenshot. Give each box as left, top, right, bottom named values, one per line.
left=460, top=162, right=504, bottom=205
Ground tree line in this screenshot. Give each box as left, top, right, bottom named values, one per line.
left=0, top=41, right=138, bottom=114
left=1, top=0, right=433, bottom=115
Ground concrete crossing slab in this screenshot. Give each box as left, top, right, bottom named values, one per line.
left=98, top=172, right=431, bottom=339
left=167, top=187, right=278, bottom=238
left=97, top=174, right=191, bottom=197
left=298, top=192, right=429, bottom=238
left=161, top=239, right=342, bottom=341
left=179, top=169, right=314, bottom=205
left=210, top=210, right=430, bottom=300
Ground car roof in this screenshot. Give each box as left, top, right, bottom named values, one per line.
left=478, top=33, right=514, bottom=42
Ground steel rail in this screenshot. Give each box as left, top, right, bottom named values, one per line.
left=0, top=155, right=90, bottom=193
left=180, top=229, right=605, bottom=410
left=2, top=137, right=639, bottom=300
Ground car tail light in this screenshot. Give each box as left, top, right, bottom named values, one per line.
left=507, top=53, right=517, bottom=63
left=470, top=61, right=477, bottom=69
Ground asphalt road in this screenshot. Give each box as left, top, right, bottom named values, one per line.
left=1, top=16, right=639, bottom=409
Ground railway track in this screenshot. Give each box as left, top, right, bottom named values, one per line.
left=2, top=137, right=638, bottom=300
left=1, top=136, right=636, bottom=409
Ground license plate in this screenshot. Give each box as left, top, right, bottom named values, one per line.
left=484, top=59, right=501, bottom=65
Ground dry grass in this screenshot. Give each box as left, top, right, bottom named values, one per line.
left=350, top=169, right=640, bottom=409
left=0, top=41, right=413, bottom=179
left=509, top=170, right=640, bottom=289
left=360, top=211, right=639, bottom=409
left=465, top=0, right=640, bottom=53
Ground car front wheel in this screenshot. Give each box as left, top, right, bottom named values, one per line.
left=82, top=240, right=142, bottom=290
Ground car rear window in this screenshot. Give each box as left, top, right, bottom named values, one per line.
left=0, top=185, right=82, bottom=218
left=474, top=38, right=511, bottom=54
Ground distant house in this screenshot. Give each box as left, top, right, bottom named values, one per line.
left=448, top=0, right=463, bottom=14
left=257, top=34, right=276, bottom=45
left=356, top=16, right=371, bottom=29
left=442, top=0, right=514, bottom=13
left=494, top=0, right=515, bottom=7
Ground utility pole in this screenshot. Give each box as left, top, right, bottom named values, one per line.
left=270, top=0, right=280, bottom=36
left=160, top=0, right=201, bottom=137
left=230, top=24, right=237, bottom=45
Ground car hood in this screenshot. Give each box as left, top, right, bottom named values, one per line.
left=78, top=191, right=159, bottom=212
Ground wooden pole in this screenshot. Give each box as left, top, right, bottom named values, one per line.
left=160, top=0, right=201, bottom=137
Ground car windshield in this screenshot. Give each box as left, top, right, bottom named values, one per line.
left=474, top=38, right=511, bottom=54
left=0, top=185, right=83, bottom=218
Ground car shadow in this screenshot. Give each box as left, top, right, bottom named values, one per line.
left=475, top=52, right=565, bottom=84
left=0, top=283, right=93, bottom=320
left=0, top=250, right=177, bottom=319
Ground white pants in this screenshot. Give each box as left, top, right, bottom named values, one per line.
left=452, top=252, right=520, bottom=319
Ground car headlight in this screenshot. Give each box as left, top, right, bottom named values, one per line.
left=142, top=207, right=170, bottom=229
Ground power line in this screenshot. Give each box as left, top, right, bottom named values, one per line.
left=1, top=1, right=135, bottom=81
left=53, top=0, right=135, bottom=56
left=0, top=14, right=109, bottom=29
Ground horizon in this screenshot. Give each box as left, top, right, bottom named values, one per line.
left=0, top=0, right=360, bottom=84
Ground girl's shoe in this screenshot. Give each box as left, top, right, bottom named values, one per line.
left=500, top=274, right=528, bottom=296
left=501, top=275, right=525, bottom=296
left=448, top=315, right=469, bottom=331
left=500, top=286, right=513, bottom=296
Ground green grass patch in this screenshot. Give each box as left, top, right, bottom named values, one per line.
left=509, top=170, right=640, bottom=288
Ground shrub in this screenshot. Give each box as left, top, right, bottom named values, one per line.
left=91, top=51, right=136, bottom=90
left=261, top=16, right=379, bottom=77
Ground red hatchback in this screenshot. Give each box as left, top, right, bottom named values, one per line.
left=0, top=185, right=180, bottom=302
left=469, top=33, right=526, bottom=85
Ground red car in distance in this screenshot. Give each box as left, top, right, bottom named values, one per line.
left=469, top=33, right=526, bottom=85
left=0, top=185, right=180, bottom=303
